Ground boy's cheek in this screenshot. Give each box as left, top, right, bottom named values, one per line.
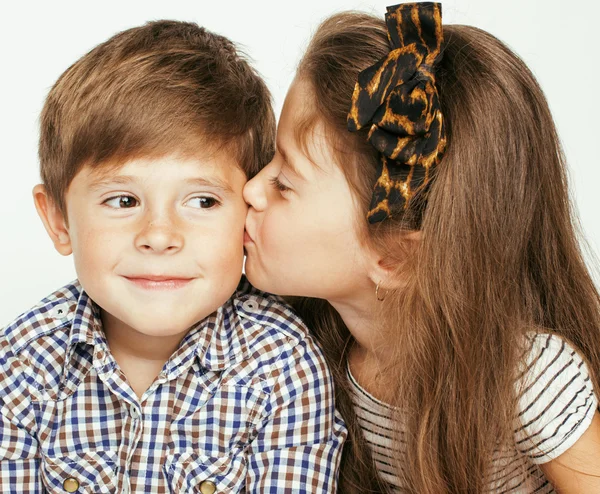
left=70, top=227, right=126, bottom=282
left=70, top=226, right=111, bottom=256
left=209, top=239, right=245, bottom=276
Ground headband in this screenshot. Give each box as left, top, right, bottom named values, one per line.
left=347, top=2, right=446, bottom=223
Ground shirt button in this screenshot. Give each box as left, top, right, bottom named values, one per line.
left=63, top=477, right=79, bottom=492
left=52, top=303, right=70, bottom=319
left=129, top=405, right=140, bottom=420
left=242, top=298, right=258, bottom=312
left=199, top=480, right=217, bottom=494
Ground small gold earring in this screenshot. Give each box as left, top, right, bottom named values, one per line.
left=375, top=282, right=386, bottom=301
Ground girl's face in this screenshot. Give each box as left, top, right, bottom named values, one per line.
left=243, top=79, right=375, bottom=301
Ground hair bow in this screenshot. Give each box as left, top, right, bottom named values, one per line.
left=347, top=2, right=447, bottom=223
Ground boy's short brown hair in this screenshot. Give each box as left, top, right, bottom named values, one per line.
left=39, top=20, right=275, bottom=216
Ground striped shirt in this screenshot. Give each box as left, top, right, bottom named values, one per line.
left=348, top=333, right=598, bottom=493
left=0, top=277, right=346, bottom=493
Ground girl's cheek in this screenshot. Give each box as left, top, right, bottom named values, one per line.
left=264, top=213, right=289, bottom=251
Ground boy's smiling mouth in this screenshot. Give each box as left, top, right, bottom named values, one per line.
left=122, top=275, right=195, bottom=290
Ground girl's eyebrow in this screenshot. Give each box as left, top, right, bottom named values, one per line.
left=277, top=144, right=306, bottom=181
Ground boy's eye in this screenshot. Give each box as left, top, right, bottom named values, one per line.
left=186, top=196, right=221, bottom=209
left=104, top=195, right=138, bottom=208
left=269, top=176, right=291, bottom=193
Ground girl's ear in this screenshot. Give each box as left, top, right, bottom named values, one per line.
left=32, top=184, right=73, bottom=256
left=367, top=230, right=422, bottom=290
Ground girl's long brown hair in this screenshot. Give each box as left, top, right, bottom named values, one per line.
left=291, top=12, right=600, bottom=493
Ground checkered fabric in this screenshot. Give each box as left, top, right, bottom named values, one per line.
left=0, top=276, right=346, bottom=493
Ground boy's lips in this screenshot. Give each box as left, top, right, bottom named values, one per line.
left=123, top=275, right=195, bottom=290
left=243, top=229, right=254, bottom=244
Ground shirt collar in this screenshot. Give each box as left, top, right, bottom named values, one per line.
left=166, top=276, right=275, bottom=375
left=7, top=277, right=269, bottom=377
left=5, top=280, right=91, bottom=355
left=67, top=286, right=253, bottom=376
left=164, top=299, right=251, bottom=376
left=67, top=288, right=106, bottom=350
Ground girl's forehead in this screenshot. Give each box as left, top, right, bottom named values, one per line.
left=278, top=85, right=337, bottom=178
left=277, top=123, right=334, bottom=180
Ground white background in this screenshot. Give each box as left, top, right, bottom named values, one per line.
left=1, top=0, right=598, bottom=326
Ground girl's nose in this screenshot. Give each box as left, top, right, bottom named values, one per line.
left=243, top=168, right=268, bottom=212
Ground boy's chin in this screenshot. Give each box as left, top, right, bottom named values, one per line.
left=122, top=312, right=207, bottom=338
left=102, top=307, right=211, bottom=341
left=131, top=321, right=192, bottom=338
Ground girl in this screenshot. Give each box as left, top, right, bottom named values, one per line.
left=243, top=3, right=600, bottom=493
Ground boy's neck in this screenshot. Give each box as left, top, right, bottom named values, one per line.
left=100, top=309, right=190, bottom=399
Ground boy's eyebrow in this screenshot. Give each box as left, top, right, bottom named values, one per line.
left=184, top=177, right=234, bottom=193
left=88, top=175, right=135, bottom=191
left=88, top=175, right=234, bottom=193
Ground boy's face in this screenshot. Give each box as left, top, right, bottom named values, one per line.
left=37, top=153, right=247, bottom=339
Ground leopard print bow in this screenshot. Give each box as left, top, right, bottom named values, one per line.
left=347, top=2, right=447, bottom=223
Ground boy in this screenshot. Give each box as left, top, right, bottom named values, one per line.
left=0, top=21, right=345, bottom=493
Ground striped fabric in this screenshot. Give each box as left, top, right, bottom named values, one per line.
left=0, top=276, right=346, bottom=493
left=348, top=333, right=598, bottom=493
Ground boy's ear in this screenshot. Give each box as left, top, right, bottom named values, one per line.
left=32, top=184, right=72, bottom=256
left=367, top=230, right=422, bottom=290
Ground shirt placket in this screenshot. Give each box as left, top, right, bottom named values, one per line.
left=93, top=347, right=145, bottom=494
left=95, top=342, right=200, bottom=493
left=127, top=372, right=171, bottom=493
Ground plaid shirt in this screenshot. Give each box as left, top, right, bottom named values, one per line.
left=0, top=277, right=346, bottom=493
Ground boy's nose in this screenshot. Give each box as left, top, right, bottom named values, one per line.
left=243, top=169, right=268, bottom=211
left=135, top=218, right=183, bottom=254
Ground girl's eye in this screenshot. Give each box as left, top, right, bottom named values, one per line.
left=104, top=195, right=138, bottom=208
left=186, top=196, right=221, bottom=209
left=269, top=176, right=291, bottom=193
